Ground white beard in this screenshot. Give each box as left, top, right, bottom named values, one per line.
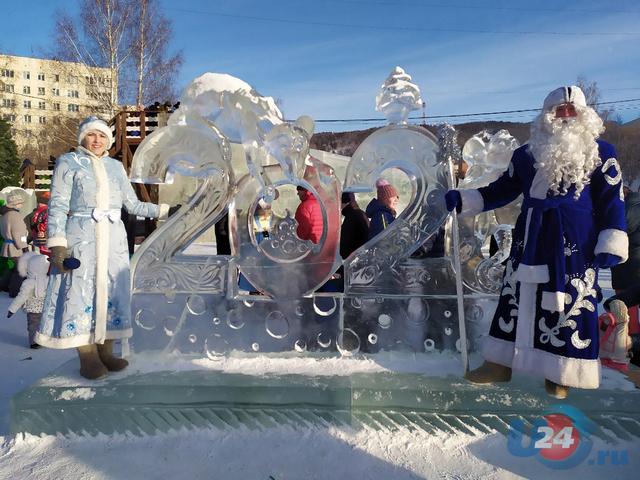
left=529, top=105, right=604, bottom=199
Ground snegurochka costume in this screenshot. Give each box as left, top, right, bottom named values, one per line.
left=36, top=118, right=168, bottom=349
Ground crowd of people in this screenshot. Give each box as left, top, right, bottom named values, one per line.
left=0, top=190, right=51, bottom=348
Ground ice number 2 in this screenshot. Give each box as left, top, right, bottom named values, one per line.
left=342, top=124, right=450, bottom=294
left=129, top=114, right=234, bottom=294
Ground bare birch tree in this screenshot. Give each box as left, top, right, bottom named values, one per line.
left=53, top=0, right=135, bottom=114
left=576, top=75, right=615, bottom=122
left=130, top=0, right=183, bottom=107
left=52, top=0, right=182, bottom=111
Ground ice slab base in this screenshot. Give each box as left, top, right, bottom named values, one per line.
left=11, top=354, right=640, bottom=440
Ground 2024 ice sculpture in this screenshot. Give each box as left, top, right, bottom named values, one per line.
left=127, top=68, right=517, bottom=364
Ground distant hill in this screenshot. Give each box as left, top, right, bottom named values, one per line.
left=311, top=119, right=639, bottom=180
left=311, top=121, right=530, bottom=158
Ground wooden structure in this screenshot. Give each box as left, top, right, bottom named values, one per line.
left=108, top=108, right=172, bottom=203
left=18, top=107, right=175, bottom=253
left=20, top=107, right=173, bottom=197
left=20, top=159, right=52, bottom=191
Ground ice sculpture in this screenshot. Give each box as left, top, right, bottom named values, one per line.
left=128, top=69, right=497, bottom=359
left=375, top=66, right=423, bottom=124
left=179, top=72, right=283, bottom=144
left=130, top=115, right=233, bottom=294
left=459, top=129, right=519, bottom=189
left=261, top=116, right=315, bottom=182
left=231, top=158, right=341, bottom=299
left=343, top=124, right=448, bottom=294
left=457, top=130, right=521, bottom=294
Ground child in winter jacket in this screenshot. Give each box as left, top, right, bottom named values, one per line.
left=7, top=252, right=49, bottom=348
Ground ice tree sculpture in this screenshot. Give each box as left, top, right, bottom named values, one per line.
left=375, top=66, right=423, bottom=124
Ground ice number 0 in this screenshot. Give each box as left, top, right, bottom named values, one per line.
left=231, top=158, right=341, bottom=298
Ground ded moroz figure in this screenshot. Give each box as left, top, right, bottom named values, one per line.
left=36, top=116, right=170, bottom=380
left=445, top=86, right=628, bottom=399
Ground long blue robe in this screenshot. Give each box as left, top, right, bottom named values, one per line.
left=460, top=140, right=627, bottom=388
left=36, top=147, right=164, bottom=349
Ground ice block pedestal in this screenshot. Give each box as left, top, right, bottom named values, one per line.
left=11, top=352, right=640, bottom=441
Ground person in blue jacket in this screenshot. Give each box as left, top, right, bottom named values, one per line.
left=366, top=179, right=399, bottom=240
left=446, top=86, right=628, bottom=399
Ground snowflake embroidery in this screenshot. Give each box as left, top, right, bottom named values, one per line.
left=563, top=239, right=579, bottom=257
left=84, top=305, right=94, bottom=314
left=537, top=268, right=595, bottom=349
left=601, top=157, right=624, bottom=201
left=498, top=260, right=518, bottom=333
left=538, top=317, right=567, bottom=347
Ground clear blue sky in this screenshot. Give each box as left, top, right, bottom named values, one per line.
left=2, top=0, right=639, bottom=131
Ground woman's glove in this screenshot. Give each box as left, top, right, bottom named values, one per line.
left=592, top=253, right=622, bottom=269
left=50, top=246, right=70, bottom=272
left=444, top=190, right=462, bottom=213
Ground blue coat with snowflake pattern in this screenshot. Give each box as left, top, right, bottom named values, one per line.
left=36, top=148, right=163, bottom=349
left=459, top=140, right=627, bottom=389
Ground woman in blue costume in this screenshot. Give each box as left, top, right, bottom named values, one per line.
left=36, top=117, right=169, bottom=379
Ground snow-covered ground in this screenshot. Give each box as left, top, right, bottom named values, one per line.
left=1, top=271, right=639, bottom=479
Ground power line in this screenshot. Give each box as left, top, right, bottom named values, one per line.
left=321, top=0, right=640, bottom=15
left=308, top=97, right=640, bottom=123
left=5, top=81, right=638, bottom=125
left=166, top=7, right=640, bottom=37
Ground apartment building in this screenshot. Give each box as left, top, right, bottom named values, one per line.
left=0, top=54, right=115, bottom=165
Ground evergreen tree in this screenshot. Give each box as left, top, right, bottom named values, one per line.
left=0, top=119, right=21, bottom=190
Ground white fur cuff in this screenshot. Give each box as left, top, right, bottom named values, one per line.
left=459, top=189, right=484, bottom=217
left=594, top=228, right=629, bottom=263
left=542, top=291, right=566, bottom=313
left=482, top=335, right=515, bottom=366
left=515, top=263, right=550, bottom=284
left=47, top=237, right=68, bottom=248
left=159, top=203, right=170, bottom=220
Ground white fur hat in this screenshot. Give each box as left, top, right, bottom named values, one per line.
left=17, top=252, right=50, bottom=278
left=77, top=116, right=113, bottom=149
left=542, top=86, right=587, bottom=112
left=6, top=190, right=25, bottom=209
